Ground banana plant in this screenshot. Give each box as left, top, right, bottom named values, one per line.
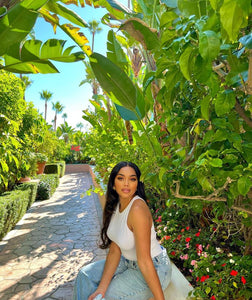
left=0, top=0, right=94, bottom=73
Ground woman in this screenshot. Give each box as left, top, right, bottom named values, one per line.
left=74, top=161, right=172, bottom=300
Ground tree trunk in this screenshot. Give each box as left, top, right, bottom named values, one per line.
left=125, top=120, right=133, bottom=144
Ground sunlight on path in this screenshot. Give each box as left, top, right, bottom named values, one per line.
left=0, top=172, right=106, bottom=300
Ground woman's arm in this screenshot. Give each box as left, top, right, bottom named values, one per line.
left=88, top=242, right=121, bottom=300
left=128, top=200, right=165, bottom=300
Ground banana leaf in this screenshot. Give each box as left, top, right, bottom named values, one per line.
left=2, top=39, right=85, bottom=74
left=90, top=52, right=137, bottom=110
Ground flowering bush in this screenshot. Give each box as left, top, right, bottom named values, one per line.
left=154, top=208, right=252, bottom=299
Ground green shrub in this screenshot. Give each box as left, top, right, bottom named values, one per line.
left=0, top=189, right=30, bottom=239
left=36, top=174, right=59, bottom=200
left=15, top=181, right=38, bottom=209
left=44, top=163, right=60, bottom=177
left=57, top=160, right=65, bottom=177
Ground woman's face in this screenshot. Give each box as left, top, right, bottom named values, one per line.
left=113, top=166, right=138, bottom=201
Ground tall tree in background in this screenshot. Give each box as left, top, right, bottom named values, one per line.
left=62, top=113, right=67, bottom=123
left=87, top=20, right=102, bottom=52
left=52, top=101, right=64, bottom=131
left=39, top=90, right=53, bottom=122
left=76, top=122, right=84, bottom=132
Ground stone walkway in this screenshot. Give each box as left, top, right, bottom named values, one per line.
left=0, top=172, right=106, bottom=300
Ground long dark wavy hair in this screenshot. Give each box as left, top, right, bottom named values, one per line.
left=99, top=161, right=146, bottom=249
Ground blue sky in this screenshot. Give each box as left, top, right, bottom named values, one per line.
left=25, top=1, right=129, bottom=130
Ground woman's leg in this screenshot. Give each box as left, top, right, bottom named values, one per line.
left=73, top=259, right=106, bottom=300
left=105, top=251, right=172, bottom=300
left=73, top=257, right=128, bottom=300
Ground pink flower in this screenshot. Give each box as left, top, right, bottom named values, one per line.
left=191, top=260, right=198, bottom=268
left=155, top=216, right=162, bottom=223
left=180, top=254, right=189, bottom=260
left=186, top=242, right=190, bottom=249
left=230, top=270, right=238, bottom=276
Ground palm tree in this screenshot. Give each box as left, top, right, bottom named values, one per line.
left=62, top=113, right=68, bottom=123
left=76, top=122, right=84, bottom=132
left=57, top=122, right=75, bottom=143
left=52, top=101, right=64, bottom=131
left=87, top=20, right=102, bottom=52
left=39, top=90, right=53, bottom=122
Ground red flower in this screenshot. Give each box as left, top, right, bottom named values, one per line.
left=181, top=228, right=185, bottom=232
left=230, top=270, right=238, bottom=276
left=177, top=234, right=182, bottom=241
left=185, top=237, right=191, bottom=242
left=241, top=276, right=246, bottom=284
left=164, top=235, right=171, bottom=240
left=155, top=216, right=162, bottom=223
left=195, top=231, right=200, bottom=237
left=200, top=275, right=209, bottom=282
left=213, top=227, right=216, bottom=231
left=196, top=277, right=199, bottom=282
left=186, top=226, right=190, bottom=230
left=221, top=263, right=226, bottom=267
left=218, top=278, right=222, bottom=283
left=171, top=251, right=176, bottom=256
left=210, top=296, right=216, bottom=300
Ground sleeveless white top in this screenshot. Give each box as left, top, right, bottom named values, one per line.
left=107, top=195, right=162, bottom=260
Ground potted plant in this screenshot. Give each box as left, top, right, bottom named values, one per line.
left=35, top=153, right=48, bottom=174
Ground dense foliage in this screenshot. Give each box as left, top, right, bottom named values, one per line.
left=0, top=0, right=251, bottom=298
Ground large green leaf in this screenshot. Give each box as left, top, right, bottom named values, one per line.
left=2, top=39, right=85, bottom=74
left=199, top=30, right=220, bottom=61
left=42, top=0, right=88, bottom=27
left=220, top=0, right=248, bottom=42
left=107, top=30, right=128, bottom=73
left=114, top=103, right=141, bottom=120
left=90, top=52, right=137, bottom=110
left=239, top=33, right=252, bottom=49
left=237, top=176, right=252, bottom=196
left=0, top=3, right=38, bottom=56
left=120, top=18, right=160, bottom=50
left=178, top=0, right=208, bottom=18
left=179, top=45, right=195, bottom=80
left=214, top=90, right=236, bottom=116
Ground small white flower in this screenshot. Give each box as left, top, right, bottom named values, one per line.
left=229, top=259, right=235, bottom=264
left=227, top=253, right=233, bottom=257
left=216, top=247, right=222, bottom=253
left=206, top=268, right=209, bottom=272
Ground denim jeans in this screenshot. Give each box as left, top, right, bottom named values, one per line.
left=73, top=248, right=172, bottom=300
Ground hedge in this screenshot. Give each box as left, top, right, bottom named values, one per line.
left=36, top=174, right=59, bottom=200
left=0, top=174, right=60, bottom=240
left=15, top=181, right=38, bottom=209
left=0, top=189, right=30, bottom=239
left=44, top=161, right=65, bottom=177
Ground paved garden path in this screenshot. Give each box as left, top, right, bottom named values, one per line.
left=0, top=172, right=106, bottom=300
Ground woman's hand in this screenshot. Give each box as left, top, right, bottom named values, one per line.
left=88, top=291, right=105, bottom=300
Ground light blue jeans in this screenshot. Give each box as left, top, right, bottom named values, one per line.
left=73, top=248, right=172, bottom=300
